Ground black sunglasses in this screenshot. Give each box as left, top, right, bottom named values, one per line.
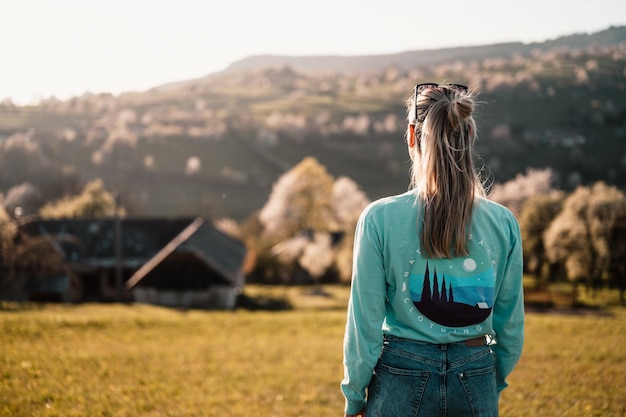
left=410, top=83, right=469, bottom=122
left=415, top=82, right=468, bottom=95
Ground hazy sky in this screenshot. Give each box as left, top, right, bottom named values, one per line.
left=2, top=0, right=625, bottom=104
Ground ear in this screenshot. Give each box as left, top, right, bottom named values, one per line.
left=409, top=124, right=416, bottom=148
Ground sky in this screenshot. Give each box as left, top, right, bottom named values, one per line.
left=1, top=0, right=625, bottom=104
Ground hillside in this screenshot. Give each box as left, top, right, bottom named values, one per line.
left=223, top=26, right=626, bottom=74
left=1, top=26, right=625, bottom=221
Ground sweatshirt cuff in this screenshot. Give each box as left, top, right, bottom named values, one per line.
left=346, top=399, right=367, bottom=415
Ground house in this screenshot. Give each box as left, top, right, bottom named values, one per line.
left=14, top=217, right=247, bottom=309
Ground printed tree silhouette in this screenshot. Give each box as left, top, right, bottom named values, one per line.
left=421, top=264, right=455, bottom=304
left=415, top=263, right=490, bottom=328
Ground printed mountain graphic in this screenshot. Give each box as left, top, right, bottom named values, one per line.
left=414, top=264, right=492, bottom=327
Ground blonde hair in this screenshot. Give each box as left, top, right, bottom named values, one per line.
left=406, top=85, right=485, bottom=258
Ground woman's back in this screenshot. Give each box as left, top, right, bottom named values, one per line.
left=351, top=191, right=522, bottom=344
left=342, top=83, right=525, bottom=417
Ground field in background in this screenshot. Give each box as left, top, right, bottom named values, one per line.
left=1, top=285, right=625, bottom=417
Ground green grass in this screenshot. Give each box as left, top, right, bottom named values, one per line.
left=1, top=286, right=625, bottom=417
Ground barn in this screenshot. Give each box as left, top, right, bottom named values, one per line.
left=13, top=217, right=247, bottom=309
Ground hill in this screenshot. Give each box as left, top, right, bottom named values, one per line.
left=223, top=26, right=626, bottom=74
left=1, top=26, right=625, bottom=221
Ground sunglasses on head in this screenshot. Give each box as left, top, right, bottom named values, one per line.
left=410, top=83, right=469, bottom=122
left=415, top=83, right=468, bottom=95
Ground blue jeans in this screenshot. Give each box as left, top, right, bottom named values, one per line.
left=366, top=336, right=498, bottom=417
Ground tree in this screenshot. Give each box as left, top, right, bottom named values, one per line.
left=254, top=158, right=370, bottom=284
left=2, top=182, right=44, bottom=217
left=0, top=131, right=49, bottom=185
left=518, top=192, right=565, bottom=286
left=608, top=208, right=626, bottom=304
left=257, top=157, right=336, bottom=282
left=586, top=182, right=626, bottom=286
left=13, top=235, right=67, bottom=278
left=298, top=233, right=334, bottom=280
left=39, top=179, right=123, bottom=219
left=544, top=182, right=626, bottom=304
left=490, top=168, right=555, bottom=215
left=259, top=157, right=335, bottom=240
left=544, top=206, right=591, bottom=305
left=331, top=176, right=370, bottom=229
left=331, top=176, right=370, bottom=283
left=0, top=206, right=18, bottom=290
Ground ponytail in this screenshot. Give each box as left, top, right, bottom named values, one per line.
left=407, top=85, right=483, bottom=258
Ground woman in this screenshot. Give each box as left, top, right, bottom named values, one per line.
left=341, top=83, right=524, bottom=417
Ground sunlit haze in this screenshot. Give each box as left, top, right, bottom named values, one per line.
left=2, top=0, right=625, bottom=104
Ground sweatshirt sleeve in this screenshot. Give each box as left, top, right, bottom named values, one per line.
left=491, top=214, right=525, bottom=393
left=341, top=209, right=388, bottom=415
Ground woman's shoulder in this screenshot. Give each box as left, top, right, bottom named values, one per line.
left=362, top=191, right=417, bottom=216
left=475, top=197, right=520, bottom=227
left=478, top=197, right=515, bottom=214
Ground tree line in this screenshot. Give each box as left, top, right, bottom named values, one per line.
left=491, top=169, right=626, bottom=305
left=1, top=159, right=624, bottom=306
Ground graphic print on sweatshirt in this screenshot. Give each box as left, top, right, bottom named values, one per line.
left=406, top=242, right=496, bottom=328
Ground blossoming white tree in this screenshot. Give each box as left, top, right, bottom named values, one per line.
left=257, top=157, right=369, bottom=282
left=259, top=157, right=335, bottom=240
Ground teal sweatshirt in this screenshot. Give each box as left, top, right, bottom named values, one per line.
left=341, top=191, right=525, bottom=415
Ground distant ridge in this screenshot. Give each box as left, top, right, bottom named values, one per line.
left=224, top=43, right=526, bottom=74
left=223, top=26, right=626, bottom=75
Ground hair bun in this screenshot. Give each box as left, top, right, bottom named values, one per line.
left=447, top=96, right=473, bottom=130
left=453, top=96, right=473, bottom=120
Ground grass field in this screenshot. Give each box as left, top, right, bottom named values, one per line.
left=1, top=285, right=625, bottom=417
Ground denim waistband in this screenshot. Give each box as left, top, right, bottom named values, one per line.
left=383, top=334, right=488, bottom=347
